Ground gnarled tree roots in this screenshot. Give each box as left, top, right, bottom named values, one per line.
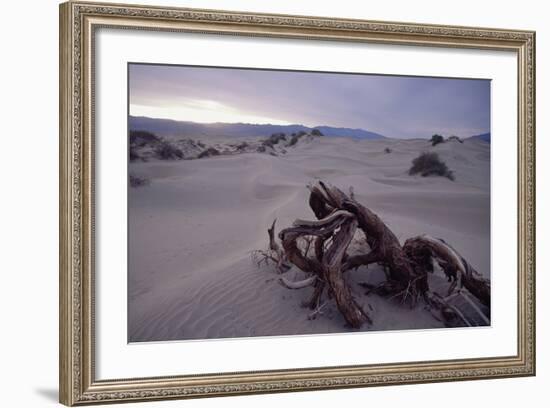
left=253, top=181, right=490, bottom=329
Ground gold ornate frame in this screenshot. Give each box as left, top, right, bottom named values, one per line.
left=59, top=1, right=536, bottom=405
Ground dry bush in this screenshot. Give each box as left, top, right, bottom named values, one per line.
left=156, top=142, right=184, bottom=160
left=197, top=147, right=220, bottom=158
left=430, top=134, right=445, bottom=146
left=409, top=152, right=455, bottom=180
left=129, top=174, right=150, bottom=188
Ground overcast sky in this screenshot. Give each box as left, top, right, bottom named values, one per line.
left=129, top=63, right=490, bottom=139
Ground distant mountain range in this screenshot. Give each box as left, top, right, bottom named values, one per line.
left=129, top=116, right=490, bottom=142
left=469, top=132, right=491, bottom=143
left=129, top=116, right=387, bottom=140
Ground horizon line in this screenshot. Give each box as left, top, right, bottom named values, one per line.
left=129, top=114, right=373, bottom=133
left=129, top=114, right=490, bottom=139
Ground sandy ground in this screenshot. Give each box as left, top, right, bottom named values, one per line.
left=128, top=137, right=490, bottom=342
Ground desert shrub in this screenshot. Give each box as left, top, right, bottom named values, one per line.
left=129, top=174, right=150, bottom=188
left=409, top=152, right=455, bottom=180
left=384, top=147, right=392, bottom=154
left=448, top=135, right=463, bottom=143
left=263, top=133, right=287, bottom=148
left=129, top=148, right=141, bottom=162
left=155, top=142, right=184, bottom=160
left=430, top=134, right=445, bottom=146
left=197, top=147, right=220, bottom=158
left=129, top=130, right=159, bottom=147
left=256, top=145, right=266, bottom=153
left=236, top=142, right=249, bottom=151
left=288, top=130, right=315, bottom=147
left=288, top=134, right=300, bottom=147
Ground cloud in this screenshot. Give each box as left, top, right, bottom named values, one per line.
left=129, top=63, right=490, bottom=139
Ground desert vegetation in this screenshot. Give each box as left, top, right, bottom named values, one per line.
left=262, top=132, right=288, bottom=148
left=429, top=134, right=463, bottom=147
left=129, top=174, right=150, bottom=188
left=409, top=152, right=455, bottom=180
left=430, top=134, right=445, bottom=146
left=129, top=129, right=326, bottom=162
left=129, top=130, right=160, bottom=146
left=129, top=130, right=184, bottom=161
left=448, top=135, right=463, bottom=143
left=156, top=141, right=184, bottom=160
left=197, top=147, right=220, bottom=158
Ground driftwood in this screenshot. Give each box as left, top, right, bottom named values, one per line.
left=256, top=181, right=491, bottom=329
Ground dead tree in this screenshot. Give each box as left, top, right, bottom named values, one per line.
left=255, top=181, right=491, bottom=329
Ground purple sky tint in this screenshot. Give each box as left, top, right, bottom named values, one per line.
left=129, top=63, right=490, bottom=139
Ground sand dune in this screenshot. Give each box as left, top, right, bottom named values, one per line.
left=128, top=136, right=490, bottom=342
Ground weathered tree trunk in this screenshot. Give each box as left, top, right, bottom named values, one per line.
left=312, top=182, right=417, bottom=292
left=403, top=235, right=491, bottom=308
left=259, top=181, right=490, bottom=328
left=321, top=218, right=372, bottom=327
left=278, top=210, right=371, bottom=328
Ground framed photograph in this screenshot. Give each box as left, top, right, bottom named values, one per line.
left=59, top=1, right=536, bottom=405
